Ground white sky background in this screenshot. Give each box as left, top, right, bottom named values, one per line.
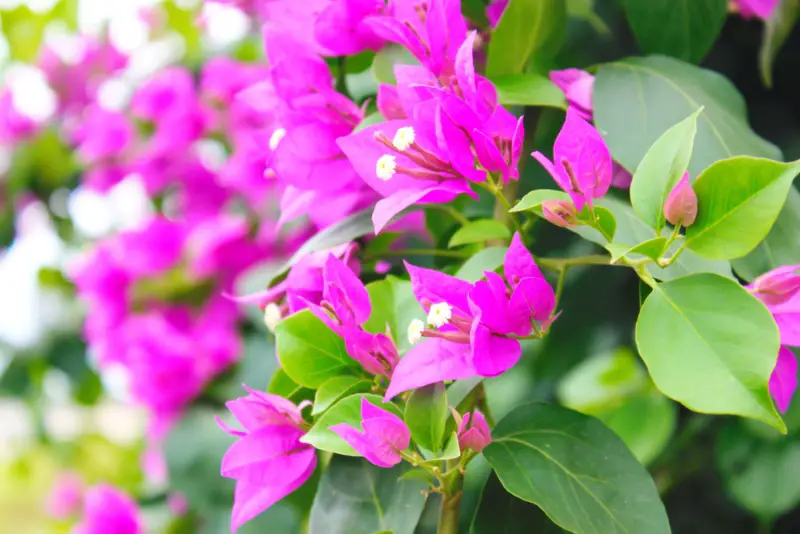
left=0, top=0, right=251, bottom=351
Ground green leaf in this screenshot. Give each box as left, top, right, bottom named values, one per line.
left=302, top=393, right=402, bottom=455
left=275, top=310, right=361, bottom=389
left=449, top=219, right=511, bottom=248
left=486, top=0, right=567, bottom=77
left=760, top=0, right=799, bottom=87
left=363, top=276, right=425, bottom=354
left=309, top=456, right=427, bottom=534
left=621, top=0, right=727, bottom=63
left=594, top=56, right=782, bottom=177
left=372, top=44, right=419, bottom=84
left=630, top=109, right=701, bottom=232
left=491, top=74, right=567, bottom=109
left=510, top=189, right=570, bottom=213
left=404, top=383, right=448, bottom=452
left=610, top=237, right=668, bottom=263
left=313, top=376, right=373, bottom=416
left=268, top=368, right=308, bottom=401
left=484, top=403, right=670, bottom=534
left=567, top=0, right=610, bottom=34
left=685, top=157, right=800, bottom=260
left=636, top=273, right=785, bottom=432
left=439, top=432, right=461, bottom=460
left=399, top=467, right=437, bottom=486
left=733, top=188, right=800, bottom=281
left=717, top=420, right=800, bottom=518
left=354, top=112, right=385, bottom=133
left=598, top=394, right=677, bottom=466
left=462, top=0, right=490, bottom=25
left=582, top=206, right=616, bottom=242
left=455, top=247, right=508, bottom=283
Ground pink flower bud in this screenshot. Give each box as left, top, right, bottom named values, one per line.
left=457, top=411, right=492, bottom=453
left=542, top=199, right=577, bottom=228
left=663, top=173, right=697, bottom=227
left=749, top=265, right=800, bottom=306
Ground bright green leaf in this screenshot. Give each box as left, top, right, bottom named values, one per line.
left=584, top=206, right=616, bottom=242
left=455, top=247, right=508, bottom=283
left=404, top=383, right=448, bottom=452
left=609, top=237, right=669, bottom=263
left=760, top=0, right=799, bottom=88
left=594, top=56, right=782, bottom=177
left=486, top=0, right=567, bottom=77
left=630, top=109, right=701, bottom=232
left=308, top=456, right=427, bottom=534
left=484, top=403, right=670, bottom=534
left=354, top=112, right=385, bottom=133
left=313, top=376, right=373, bottom=416
left=372, top=44, right=418, bottom=84
left=449, top=219, right=511, bottom=248
left=363, top=276, right=424, bottom=354
left=686, top=157, right=800, bottom=260
left=636, top=273, right=785, bottom=432
left=275, top=310, right=361, bottom=389
left=510, top=189, right=569, bottom=213
left=439, top=432, right=462, bottom=461
left=302, top=394, right=402, bottom=456
left=491, top=74, right=567, bottom=109
left=621, top=0, right=727, bottom=63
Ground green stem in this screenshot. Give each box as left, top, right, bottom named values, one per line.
left=438, top=461, right=464, bottom=534
left=334, top=57, right=351, bottom=99
left=659, top=242, right=688, bottom=267
left=757, top=517, right=773, bottom=534
left=537, top=255, right=615, bottom=270
left=427, top=204, right=471, bottom=226
left=474, top=383, right=496, bottom=427
left=365, top=249, right=470, bottom=260
left=554, top=265, right=569, bottom=305
left=634, top=264, right=658, bottom=288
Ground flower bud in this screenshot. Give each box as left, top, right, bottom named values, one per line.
left=663, top=173, right=697, bottom=227
left=457, top=411, right=492, bottom=453
left=749, top=265, right=800, bottom=306
left=542, top=199, right=577, bottom=228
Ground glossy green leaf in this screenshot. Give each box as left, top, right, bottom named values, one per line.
left=455, top=247, right=508, bottom=283
left=313, top=376, right=373, bottom=416
left=363, top=276, right=425, bottom=354
left=439, top=432, right=461, bottom=460
left=510, top=189, right=569, bottom=213
left=268, top=368, right=306, bottom=400
left=302, top=393, right=402, bottom=455
left=309, top=456, right=427, bottom=534
left=610, top=237, right=668, bottom=263
left=733, top=188, right=800, bottom=281
left=630, top=109, right=700, bottom=231
left=449, top=219, right=511, bottom=248
left=404, top=383, right=448, bottom=452
left=486, top=0, right=567, bottom=77
left=275, top=310, right=361, bottom=389
left=595, top=56, right=782, bottom=177
left=636, top=273, right=785, bottom=432
left=717, top=420, right=800, bottom=518
left=598, top=394, right=677, bottom=466
left=760, top=0, right=799, bottom=87
left=484, top=403, right=670, bottom=534
left=471, top=473, right=567, bottom=534
left=491, top=74, right=567, bottom=109
left=685, top=157, right=800, bottom=260
left=583, top=206, right=616, bottom=242
left=621, top=0, right=727, bottom=63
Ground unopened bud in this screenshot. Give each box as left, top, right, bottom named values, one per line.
left=663, top=173, right=697, bottom=227
left=542, top=199, right=577, bottom=228
left=457, top=411, right=492, bottom=453
left=749, top=265, right=800, bottom=306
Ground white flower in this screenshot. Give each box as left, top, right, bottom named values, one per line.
left=427, top=302, right=453, bottom=328
left=392, top=126, right=416, bottom=151
left=269, top=128, right=286, bottom=150
left=376, top=155, right=397, bottom=181
left=407, top=318, right=425, bottom=345
left=263, top=303, right=282, bottom=332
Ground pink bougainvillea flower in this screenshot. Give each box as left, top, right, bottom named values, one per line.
left=748, top=265, right=800, bottom=307
left=329, top=398, right=410, bottom=468
left=385, top=338, right=476, bottom=400
left=735, top=0, right=780, bottom=19
left=314, top=0, right=386, bottom=56
left=71, top=485, right=142, bottom=534
left=218, top=386, right=316, bottom=532
left=486, top=0, right=508, bottom=27
left=550, top=68, right=595, bottom=121
left=611, top=161, right=633, bottom=189
left=663, top=172, right=698, bottom=227
left=531, top=107, right=613, bottom=211
left=457, top=411, right=492, bottom=453
left=770, top=346, right=798, bottom=413
left=46, top=472, right=85, bottom=519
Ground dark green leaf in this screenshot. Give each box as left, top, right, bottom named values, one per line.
left=404, top=383, right=448, bottom=452
left=308, top=456, right=427, bottom=534
left=491, top=74, right=567, bottom=109
left=760, top=0, right=799, bottom=87
left=484, top=403, right=670, bottom=534
left=449, top=219, right=511, bottom=248
left=313, top=376, right=373, bottom=416
left=486, top=0, right=567, bottom=77
left=686, top=157, right=800, bottom=260
left=621, top=0, right=727, bottom=63
left=594, top=56, right=782, bottom=177
left=636, top=273, right=785, bottom=432
left=275, top=310, right=361, bottom=389
left=302, top=393, right=402, bottom=455
left=363, top=276, right=425, bottom=354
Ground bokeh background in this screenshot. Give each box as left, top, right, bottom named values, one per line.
left=2, top=0, right=800, bottom=533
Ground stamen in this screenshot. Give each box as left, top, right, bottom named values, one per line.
left=427, top=302, right=453, bottom=328
left=269, top=128, right=286, bottom=150
left=561, top=158, right=581, bottom=193
left=376, top=155, right=397, bottom=181
left=263, top=303, right=282, bottom=332
left=407, top=318, right=425, bottom=344
left=393, top=127, right=416, bottom=151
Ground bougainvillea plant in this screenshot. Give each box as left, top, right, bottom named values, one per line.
left=6, top=0, right=800, bottom=532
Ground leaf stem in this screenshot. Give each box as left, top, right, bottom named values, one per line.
left=554, top=265, right=569, bottom=305
left=427, top=204, right=471, bottom=226
left=537, top=255, right=616, bottom=270
left=437, top=460, right=464, bottom=534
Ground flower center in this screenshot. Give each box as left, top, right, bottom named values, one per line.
left=407, top=318, right=425, bottom=344
left=392, top=126, right=415, bottom=151
left=427, top=302, right=452, bottom=328
left=376, top=155, right=397, bottom=181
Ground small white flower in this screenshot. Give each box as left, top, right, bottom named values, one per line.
left=263, top=303, right=282, bottom=332
left=376, top=155, right=397, bottom=181
left=427, top=302, right=453, bottom=328
left=407, top=318, right=425, bottom=345
left=392, top=126, right=416, bottom=151
left=269, top=128, right=287, bottom=150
